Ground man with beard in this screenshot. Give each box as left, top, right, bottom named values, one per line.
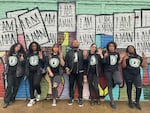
left=65, top=40, right=87, bottom=107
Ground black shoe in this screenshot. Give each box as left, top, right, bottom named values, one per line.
left=110, top=102, right=116, bottom=109
left=90, top=100, right=94, bottom=106
left=134, top=102, right=141, bottom=110
left=97, top=99, right=101, bottom=105
left=3, top=103, right=9, bottom=108
left=46, top=94, right=52, bottom=100
left=128, top=102, right=134, bottom=108
left=68, top=98, right=74, bottom=106
left=78, top=99, right=83, bottom=107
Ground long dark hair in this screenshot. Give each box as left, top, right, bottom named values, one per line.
left=126, top=45, right=137, bottom=55
left=28, top=41, right=41, bottom=54
left=52, top=43, right=60, bottom=55
left=8, top=43, right=25, bottom=56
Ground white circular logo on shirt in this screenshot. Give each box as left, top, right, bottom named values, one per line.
left=110, top=55, right=117, bottom=65
left=49, top=58, right=59, bottom=68
left=74, top=52, right=78, bottom=62
left=8, top=56, right=18, bottom=66
left=129, top=58, right=141, bottom=68
left=29, top=55, right=39, bottom=66
left=90, top=55, right=96, bottom=65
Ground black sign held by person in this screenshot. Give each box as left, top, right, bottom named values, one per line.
left=19, top=8, right=49, bottom=48
left=41, top=11, right=57, bottom=47
left=96, top=15, right=113, bottom=35
left=6, top=9, right=28, bottom=34
left=114, top=13, right=135, bottom=48
left=0, top=18, right=17, bottom=51
left=77, top=15, right=95, bottom=50
left=135, top=27, right=150, bottom=57
left=58, top=2, right=76, bottom=32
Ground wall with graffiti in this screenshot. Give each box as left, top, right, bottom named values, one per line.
left=0, top=0, right=150, bottom=101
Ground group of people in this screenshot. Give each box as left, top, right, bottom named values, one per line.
left=2, top=39, right=147, bottom=110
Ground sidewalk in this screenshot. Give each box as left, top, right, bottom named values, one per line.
left=0, top=99, right=149, bottom=113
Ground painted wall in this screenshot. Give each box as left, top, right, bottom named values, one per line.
left=0, top=0, right=150, bottom=101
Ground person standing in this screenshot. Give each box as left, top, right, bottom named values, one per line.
left=65, top=40, right=87, bottom=107
left=122, top=45, right=147, bottom=110
left=103, top=41, right=122, bottom=109
left=26, top=42, right=46, bottom=107
left=47, top=44, right=65, bottom=106
left=85, top=43, right=103, bottom=105
left=3, top=43, right=26, bottom=108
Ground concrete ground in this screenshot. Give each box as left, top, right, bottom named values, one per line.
left=0, top=99, right=150, bottom=113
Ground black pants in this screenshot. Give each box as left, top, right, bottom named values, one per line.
left=69, top=72, right=83, bottom=99
left=88, top=73, right=100, bottom=100
left=123, top=71, right=142, bottom=104
left=4, top=70, right=22, bottom=104
left=28, top=70, right=42, bottom=99
left=105, top=71, right=122, bottom=103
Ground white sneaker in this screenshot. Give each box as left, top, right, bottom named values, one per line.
left=52, top=99, right=56, bottom=107
left=36, top=94, right=41, bottom=101
left=27, top=99, right=35, bottom=107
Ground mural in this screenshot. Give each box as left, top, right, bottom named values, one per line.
left=0, top=1, right=150, bottom=101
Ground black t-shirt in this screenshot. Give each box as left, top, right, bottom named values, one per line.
left=72, top=51, right=78, bottom=74
left=48, top=54, right=60, bottom=75
left=89, top=54, right=97, bottom=74
left=104, top=51, right=120, bottom=72
left=125, top=55, right=143, bottom=75
left=8, top=54, right=18, bottom=71
left=29, top=53, right=39, bottom=71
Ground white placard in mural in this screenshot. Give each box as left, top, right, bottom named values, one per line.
left=41, top=11, right=57, bottom=47
left=0, top=18, right=17, bottom=51
left=77, top=15, right=95, bottom=50
left=134, top=10, right=141, bottom=28
left=19, top=8, right=49, bottom=48
left=96, top=15, right=113, bottom=35
left=114, top=13, right=135, bottom=48
left=142, top=10, right=150, bottom=27
left=135, top=27, right=150, bottom=57
left=58, top=2, right=76, bottom=32
left=6, top=9, right=28, bottom=34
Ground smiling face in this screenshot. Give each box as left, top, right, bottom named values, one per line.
left=90, top=44, right=97, bottom=54
left=108, top=43, right=115, bottom=52
left=31, top=43, right=38, bottom=52
left=127, top=46, right=135, bottom=55
left=52, top=44, right=59, bottom=54
left=14, top=44, right=21, bottom=53
left=72, top=40, right=79, bottom=49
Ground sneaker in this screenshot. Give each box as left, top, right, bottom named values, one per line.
left=36, top=94, right=41, bottom=101
left=78, top=99, right=83, bottom=107
left=68, top=98, right=74, bottom=106
left=97, top=99, right=101, bottom=105
left=3, top=103, right=9, bottom=108
left=110, top=102, right=116, bottom=109
left=134, top=102, right=141, bottom=110
left=52, top=99, right=56, bottom=107
left=9, top=100, right=15, bottom=105
left=27, top=99, right=35, bottom=107
left=90, top=99, right=94, bottom=106
left=46, top=94, right=52, bottom=100
left=128, top=102, right=134, bottom=108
